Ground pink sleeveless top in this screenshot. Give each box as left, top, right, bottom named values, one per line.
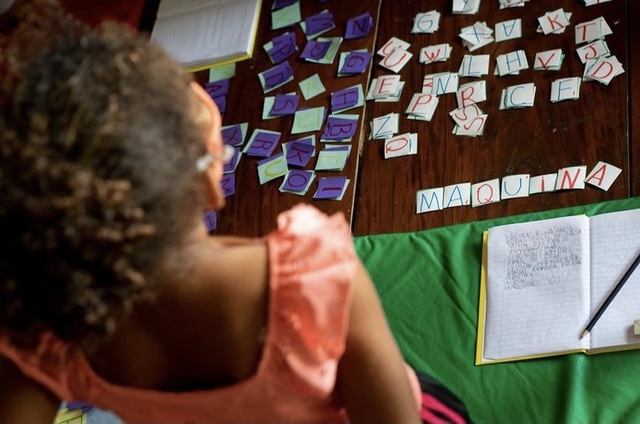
left=0, top=205, right=371, bottom=423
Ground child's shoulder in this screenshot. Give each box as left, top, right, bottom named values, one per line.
left=269, top=205, right=354, bottom=264
left=273, top=204, right=350, bottom=236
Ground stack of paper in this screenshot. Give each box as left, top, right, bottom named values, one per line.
left=411, top=10, right=441, bottom=34
left=151, top=0, right=263, bottom=71
left=453, top=0, right=480, bottom=14
left=419, top=43, right=453, bottom=65
left=460, top=22, right=493, bottom=51
left=499, top=83, right=536, bottom=110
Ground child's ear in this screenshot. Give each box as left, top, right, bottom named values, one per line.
left=190, top=82, right=223, bottom=155
left=190, top=82, right=226, bottom=210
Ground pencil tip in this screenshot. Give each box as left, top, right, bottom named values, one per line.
left=581, top=330, right=589, bottom=339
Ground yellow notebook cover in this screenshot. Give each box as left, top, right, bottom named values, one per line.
left=476, top=209, right=640, bottom=366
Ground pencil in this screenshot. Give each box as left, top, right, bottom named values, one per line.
left=581, top=249, right=640, bottom=339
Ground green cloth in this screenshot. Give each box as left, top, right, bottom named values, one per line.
left=355, top=197, right=640, bottom=424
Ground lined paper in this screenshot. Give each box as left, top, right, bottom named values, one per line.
left=484, top=215, right=590, bottom=360
left=589, top=209, right=640, bottom=349
left=151, top=0, right=262, bottom=70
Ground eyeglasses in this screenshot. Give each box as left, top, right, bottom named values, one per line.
left=196, top=144, right=235, bottom=172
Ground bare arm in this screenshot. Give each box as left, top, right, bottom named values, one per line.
left=0, top=355, right=59, bottom=423
left=336, top=261, right=421, bottom=424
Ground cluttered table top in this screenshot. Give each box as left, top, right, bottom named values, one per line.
left=66, top=0, right=639, bottom=238
left=355, top=0, right=635, bottom=235
left=187, top=0, right=638, bottom=238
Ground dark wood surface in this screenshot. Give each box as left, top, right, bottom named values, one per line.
left=59, top=0, right=636, bottom=237
left=192, top=1, right=382, bottom=237
left=354, top=0, right=630, bottom=235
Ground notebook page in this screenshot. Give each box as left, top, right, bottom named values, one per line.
left=157, top=0, right=233, bottom=18
left=151, top=0, right=261, bottom=68
left=484, top=215, right=590, bottom=361
left=589, top=209, right=640, bottom=349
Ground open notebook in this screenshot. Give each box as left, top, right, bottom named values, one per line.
left=476, top=208, right=640, bottom=364
left=150, top=0, right=262, bottom=71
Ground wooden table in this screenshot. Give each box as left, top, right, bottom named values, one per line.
left=208, top=0, right=636, bottom=237
left=354, top=0, right=633, bottom=235
left=191, top=1, right=381, bottom=237
left=62, top=0, right=639, bottom=238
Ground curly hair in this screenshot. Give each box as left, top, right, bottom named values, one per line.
left=0, top=0, right=208, bottom=349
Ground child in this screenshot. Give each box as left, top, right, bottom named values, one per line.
left=0, top=1, right=426, bottom=422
